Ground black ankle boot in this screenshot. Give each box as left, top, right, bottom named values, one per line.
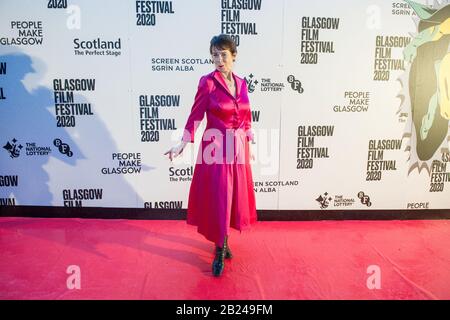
left=212, top=239, right=227, bottom=277
left=225, top=246, right=233, bottom=259
left=213, top=237, right=233, bottom=259
left=224, top=236, right=233, bottom=259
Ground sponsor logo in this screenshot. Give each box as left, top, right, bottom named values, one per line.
left=357, top=191, right=372, bottom=207
left=287, top=75, right=304, bottom=94
left=3, top=138, right=23, bottom=158
left=0, top=21, right=43, bottom=46
left=316, top=192, right=333, bottom=209
left=54, top=139, right=73, bottom=157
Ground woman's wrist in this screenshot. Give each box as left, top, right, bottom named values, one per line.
left=178, top=140, right=188, bottom=150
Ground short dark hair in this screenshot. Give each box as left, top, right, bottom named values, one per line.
left=209, top=34, right=237, bottom=55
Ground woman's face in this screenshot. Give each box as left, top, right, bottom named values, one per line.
left=211, top=47, right=236, bottom=74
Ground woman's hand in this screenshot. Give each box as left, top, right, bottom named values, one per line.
left=164, top=141, right=188, bottom=161
left=249, top=142, right=256, bottom=161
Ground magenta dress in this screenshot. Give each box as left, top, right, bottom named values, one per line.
left=182, top=70, right=257, bottom=246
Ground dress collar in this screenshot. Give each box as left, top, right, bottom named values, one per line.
left=212, top=69, right=240, bottom=99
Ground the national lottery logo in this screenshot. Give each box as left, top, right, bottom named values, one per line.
left=3, top=138, right=53, bottom=158
left=244, top=73, right=259, bottom=93
left=245, top=73, right=285, bottom=93
left=315, top=192, right=332, bottom=209
left=357, top=191, right=372, bottom=207
left=54, top=139, right=73, bottom=157
left=287, top=75, right=304, bottom=94
left=3, top=138, right=23, bottom=158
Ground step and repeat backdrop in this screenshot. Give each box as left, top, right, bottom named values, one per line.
left=0, top=0, right=449, bottom=213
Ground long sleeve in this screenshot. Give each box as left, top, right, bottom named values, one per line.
left=244, top=109, right=254, bottom=142
left=182, top=76, right=209, bottom=143
left=243, top=81, right=254, bottom=142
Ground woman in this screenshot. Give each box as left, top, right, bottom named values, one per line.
left=164, top=34, right=257, bottom=277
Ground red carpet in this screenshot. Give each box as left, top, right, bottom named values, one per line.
left=1, top=217, right=450, bottom=299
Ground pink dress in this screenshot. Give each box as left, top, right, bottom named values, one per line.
left=182, top=69, right=257, bottom=246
